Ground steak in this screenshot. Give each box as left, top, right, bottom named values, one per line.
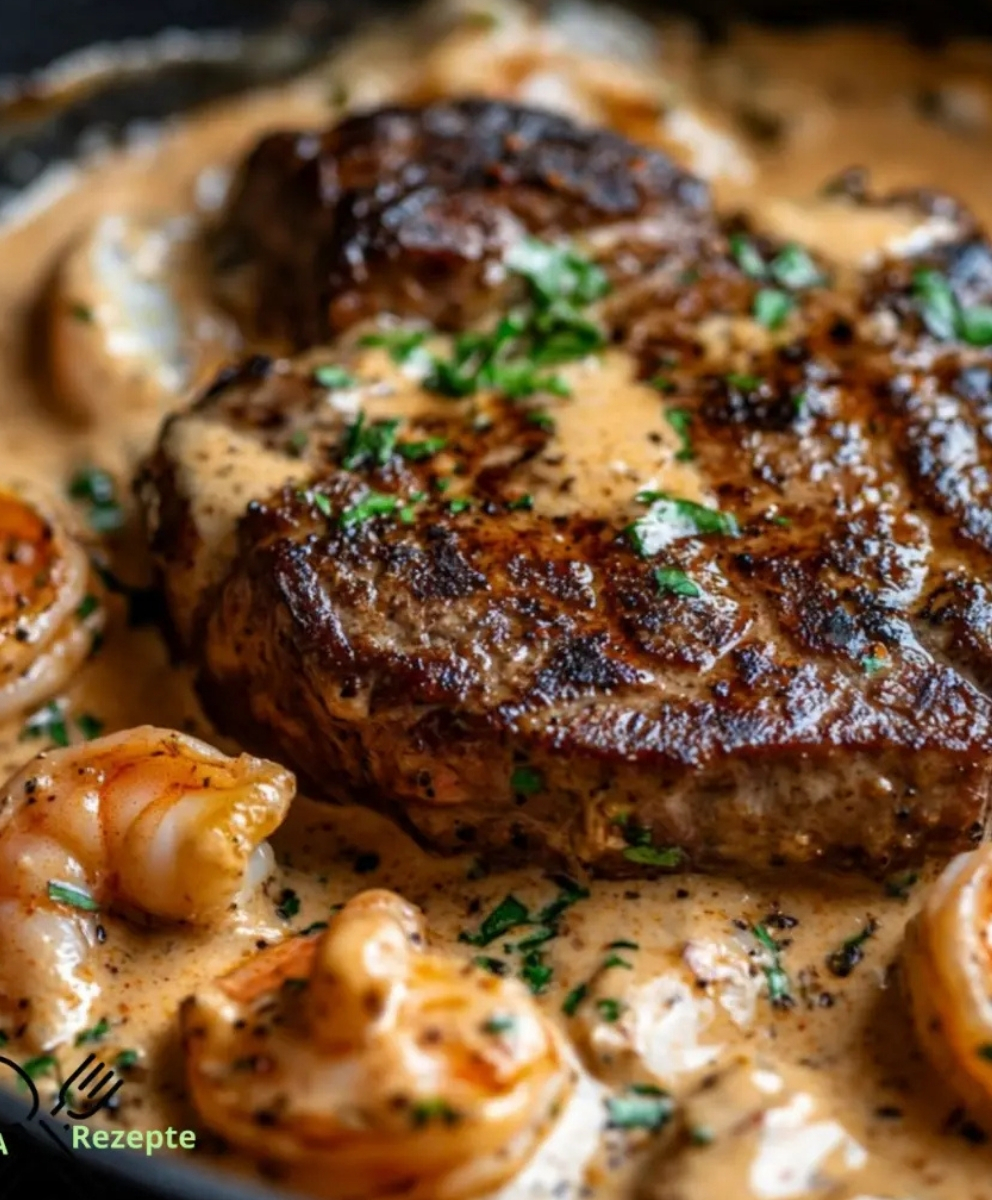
left=141, top=98, right=992, bottom=875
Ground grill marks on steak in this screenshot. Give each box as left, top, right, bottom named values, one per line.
left=143, top=99, right=992, bottom=874
left=211, top=98, right=713, bottom=347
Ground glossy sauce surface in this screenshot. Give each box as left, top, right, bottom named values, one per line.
left=3, top=3, right=992, bottom=1196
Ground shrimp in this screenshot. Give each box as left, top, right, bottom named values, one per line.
left=0, top=487, right=105, bottom=723
left=49, top=213, right=236, bottom=429
left=182, top=889, right=575, bottom=1200
left=903, top=845, right=992, bottom=1126
left=0, top=725, right=294, bottom=1050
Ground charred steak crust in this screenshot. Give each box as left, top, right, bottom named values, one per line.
left=211, top=97, right=712, bottom=346
left=143, top=99, right=992, bottom=875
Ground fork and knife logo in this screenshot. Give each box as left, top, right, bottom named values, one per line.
left=0, top=1052, right=124, bottom=1158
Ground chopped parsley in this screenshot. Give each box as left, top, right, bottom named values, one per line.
left=730, top=235, right=824, bottom=290
left=627, top=491, right=739, bottom=556
left=654, top=567, right=701, bottom=599
left=362, top=238, right=608, bottom=404
left=601, top=952, right=634, bottom=972
left=22, top=1054, right=58, bottom=1081
left=753, top=287, right=794, bottom=330
left=726, top=372, right=762, bottom=391
left=730, top=232, right=767, bottom=279
left=114, top=1049, right=139, bottom=1071
left=75, top=1017, right=110, bottom=1046
left=595, top=998, right=625, bottom=1023
left=67, top=467, right=125, bottom=534
left=884, top=871, right=919, bottom=901
left=341, top=413, right=399, bottom=469
left=47, top=880, right=99, bottom=912
left=340, top=491, right=401, bottom=526
left=912, top=268, right=992, bottom=346
left=666, top=408, right=694, bottom=462
left=359, top=329, right=429, bottom=364
left=622, top=844, right=685, bottom=868
left=288, top=430, right=309, bottom=457
left=482, top=1014, right=516, bottom=1036
left=447, top=497, right=472, bottom=514
left=508, top=493, right=534, bottom=511
left=76, top=594, right=99, bottom=621
left=75, top=713, right=104, bottom=741
left=753, top=922, right=792, bottom=1007
left=460, top=895, right=531, bottom=947
left=561, top=982, right=589, bottom=1017
left=606, top=1084, right=673, bottom=1132
left=397, top=437, right=447, bottom=461
left=70, top=301, right=94, bottom=323
left=511, top=765, right=544, bottom=795
left=526, top=409, right=556, bottom=432
left=21, top=701, right=69, bottom=747
left=826, top=918, right=878, bottom=978
left=652, top=375, right=677, bottom=394
left=410, top=1099, right=462, bottom=1127
left=275, top=888, right=301, bottom=921
left=313, top=364, right=356, bottom=390
left=474, top=955, right=509, bottom=976
left=464, top=880, right=588, bottom=996
left=769, top=244, right=825, bottom=290
left=520, top=953, right=554, bottom=994
left=607, top=939, right=640, bottom=951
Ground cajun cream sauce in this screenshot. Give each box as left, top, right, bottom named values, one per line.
left=3, top=2, right=992, bottom=1197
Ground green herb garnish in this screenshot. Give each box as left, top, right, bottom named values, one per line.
left=359, top=330, right=429, bottom=364
left=114, top=1049, right=139, bottom=1071
left=753, top=287, right=794, bottom=330
left=606, top=1084, right=673, bottom=1132
left=22, top=1054, right=58, bottom=1080
left=595, top=998, right=625, bottom=1023
left=460, top=895, right=531, bottom=947
left=314, top=364, right=356, bottom=390
left=912, top=268, right=992, bottom=346
left=275, top=888, right=301, bottom=921
left=562, top=982, right=588, bottom=1017
left=21, top=701, right=69, bottom=747
left=511, top=765, right=544, bottom=795
left=47, top=880, right=99, bottom=912
left=627, top=491, right=739, bottom=556
left=730, top=233, right=767, bottom=279
left=622, top=844, right=685, bottom=868
left=770, top=244, right=824, bottom=289
left=753, top=923, right=792, bottom=1007
left=654, top=567, right=701, bottom=598
left=340, top=491, right=400, bottom=526
left=884, top=871, right=919, bottom=900
left=397, top=437, right=447, bottom=461
left=75, top=714, right=104, bottom=741
left=826, top=918, right=878, bottom=978
left=341, top=413, right=399, bottom=469
left=410, top=1099, right=462, bottom=1127
left=481, top=1015, right=516, bottom=1035
left=68, top=466, right=124, bottom=534
left=666, top=408, right=694, bottom=462
left=76, top=594, right=99, bottom=620
left=75, top=1017, right=110, bottom=1046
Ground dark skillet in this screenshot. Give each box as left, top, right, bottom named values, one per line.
left=1, top=0, right=991, bottom=1197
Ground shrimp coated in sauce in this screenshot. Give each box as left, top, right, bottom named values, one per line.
left=0, top=487, right=103, bottom=722
left=0, top=725, right=294, bottom=1049
left=182, top=888, right=575, bottom=1200
left=904, top=845, right=992, bottom=1127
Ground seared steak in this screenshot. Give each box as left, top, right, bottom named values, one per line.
left=142, top=98, right=992, bottom=874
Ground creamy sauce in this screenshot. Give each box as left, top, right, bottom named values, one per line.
left=3, top=2, right=992, bottom=1196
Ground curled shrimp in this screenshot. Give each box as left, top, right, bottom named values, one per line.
left=0, top=725, right=294, bottom=1049
left=182, top=889, right=575, bottom=1200
left=904, top=845, right=992, bottom=1125
left=0, top=487, right=104, bottom=722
